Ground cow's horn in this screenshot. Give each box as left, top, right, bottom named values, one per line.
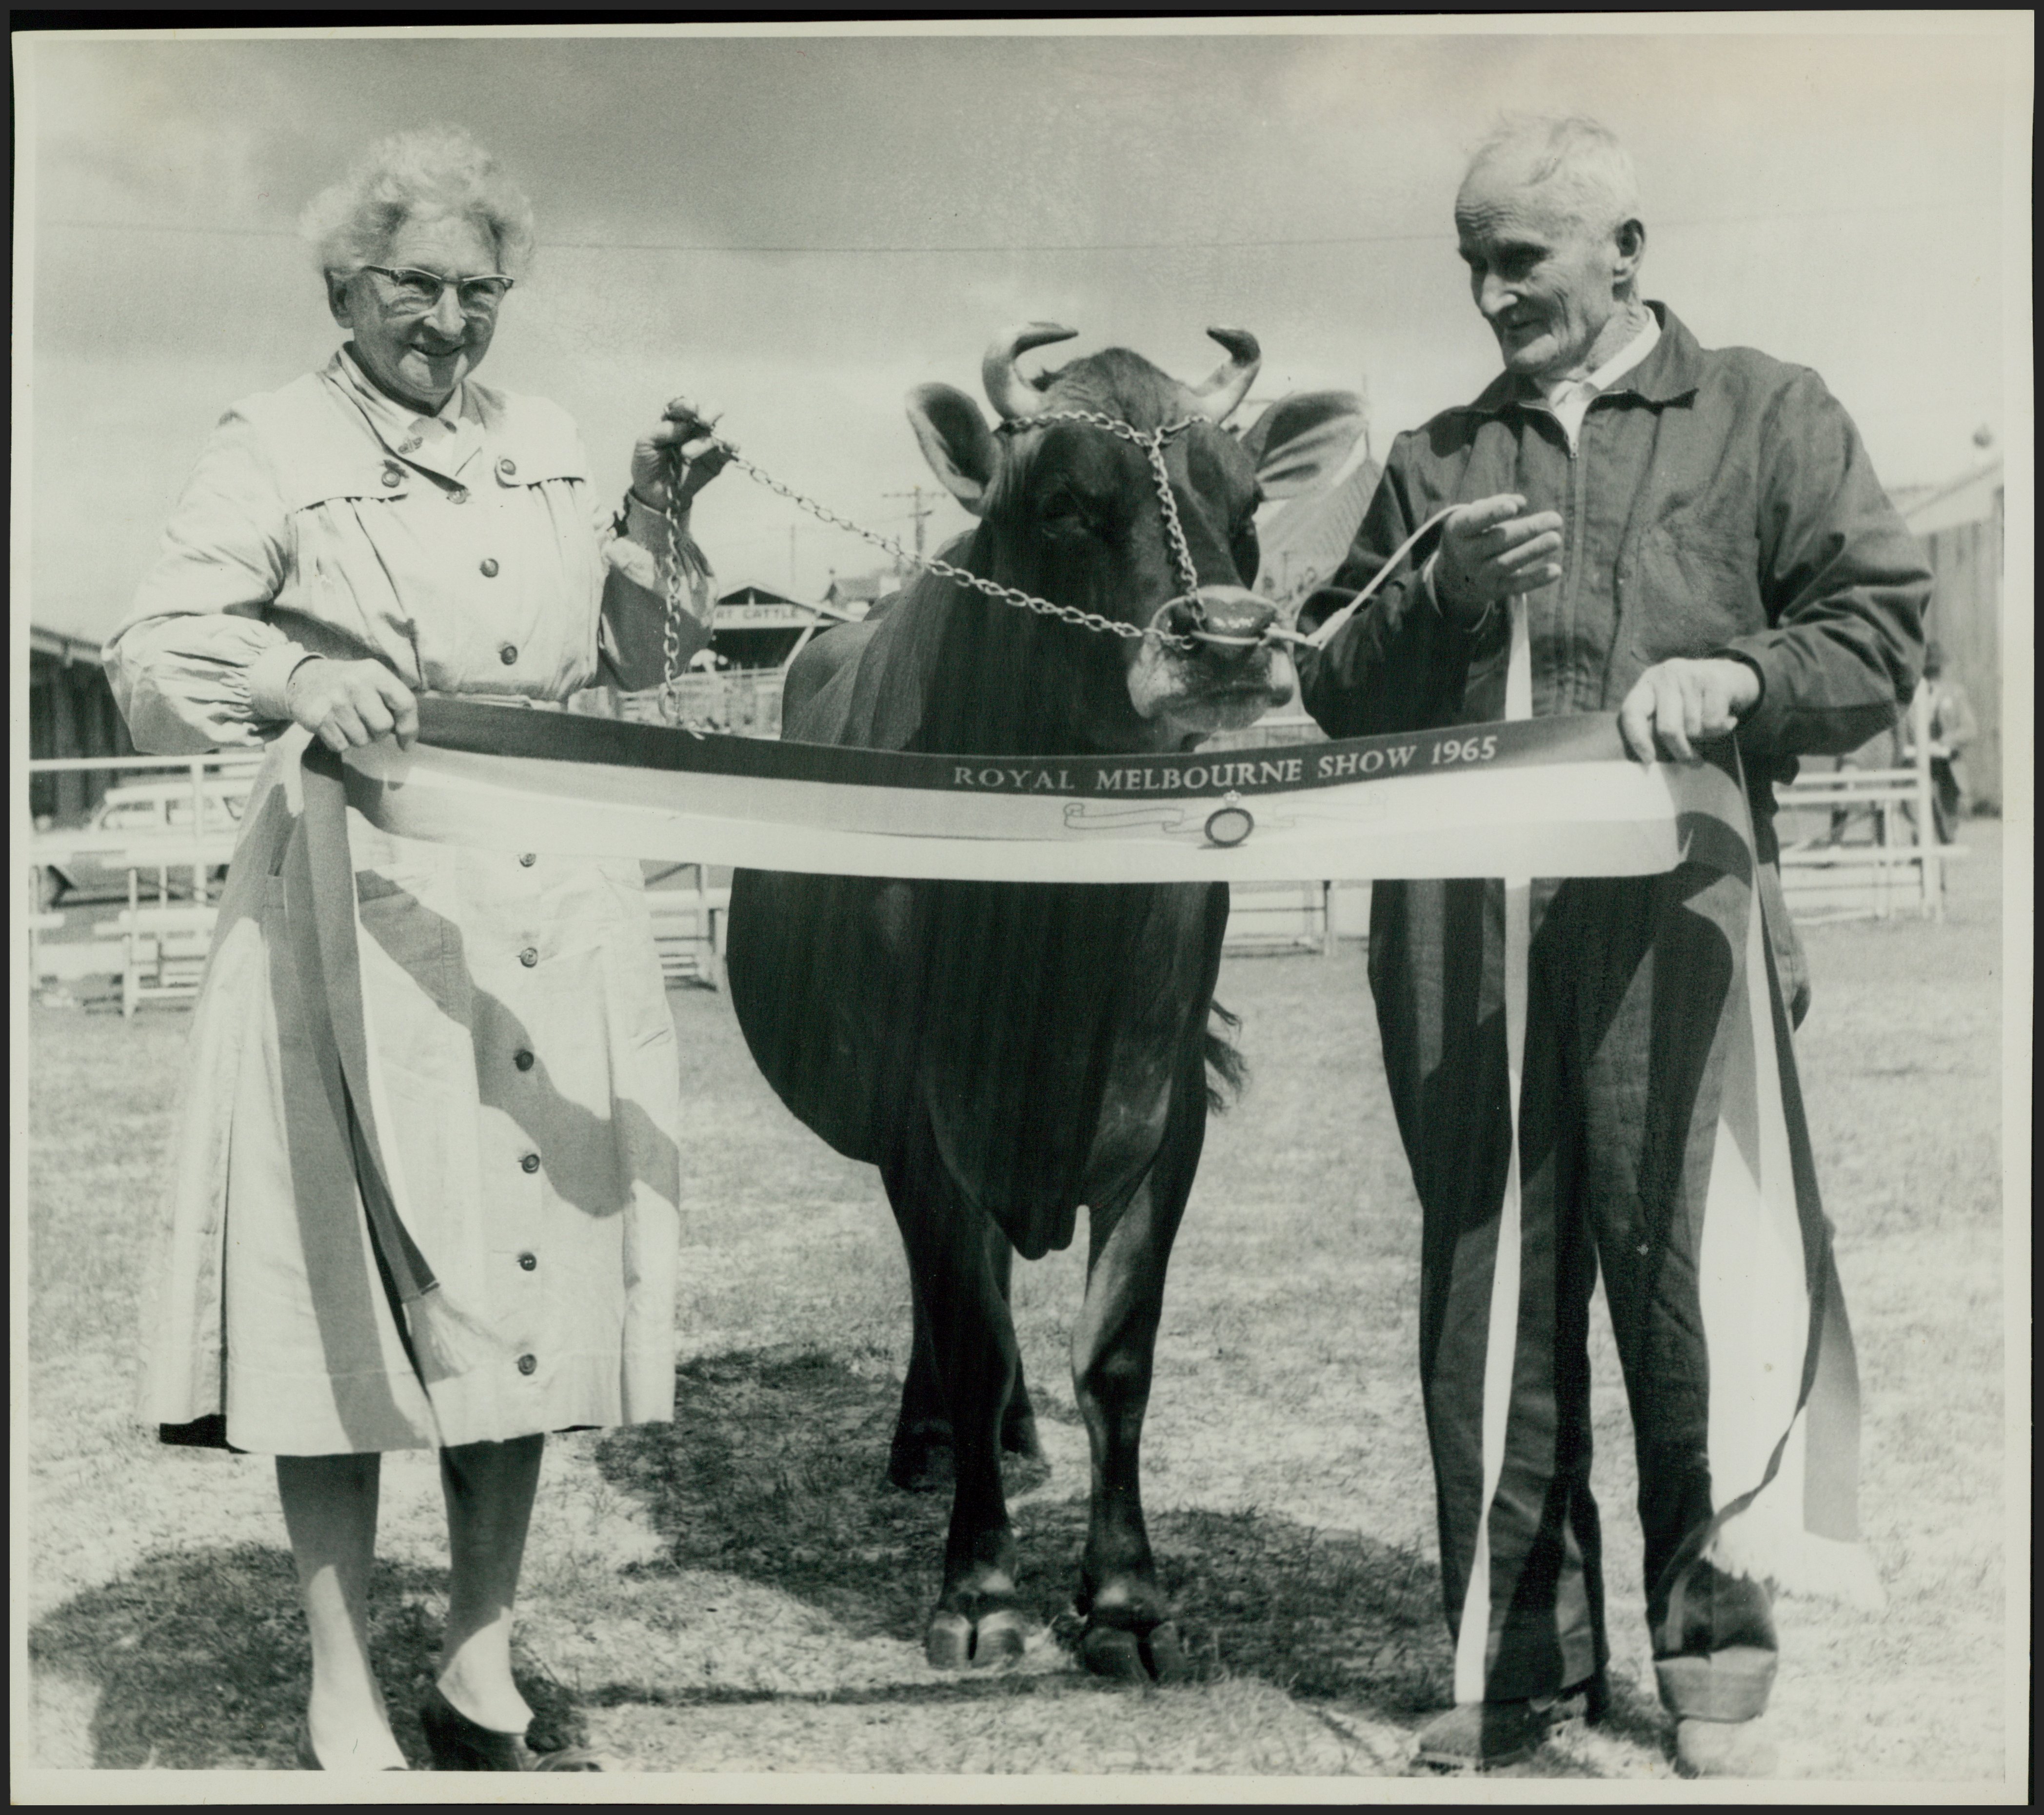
left=1191, top=327, right=1262, bottom=423
left=982, top=322, right=1078, bottom=420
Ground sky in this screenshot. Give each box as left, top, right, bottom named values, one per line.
left=15, top=20, right=2027, bottom=642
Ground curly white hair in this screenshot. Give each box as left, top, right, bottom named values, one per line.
left=299, top=126, right=537, bottom=278
left=1462, top=114, right=1642, bottom=236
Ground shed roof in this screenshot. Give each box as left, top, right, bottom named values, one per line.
left=1899, top=456, right=2003, bottom=536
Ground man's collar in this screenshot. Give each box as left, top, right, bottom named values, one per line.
left=1547, top=309, right=1661, bottom=402
left=1467, top=303, right=1707, bottom=416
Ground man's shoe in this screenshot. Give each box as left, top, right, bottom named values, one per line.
left=1412, top=1675, right=1605, bottom=1773
left=1675, top=1716, right=1779, bottom=1778
left=1653, top=1560, right=1778, bottom=1722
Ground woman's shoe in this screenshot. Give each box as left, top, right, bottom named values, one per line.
left=297, top=1716, right=411, bottom=1771
left=419, top=1683, right=601, bottom=1771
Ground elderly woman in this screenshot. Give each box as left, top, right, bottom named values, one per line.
left=105, top=127, right=722, bottom=1771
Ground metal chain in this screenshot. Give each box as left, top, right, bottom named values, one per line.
left=657, top=505, right=689, bottom=707
left=652, top=411, right=1217, bottom=661
left=996, top=410, right=1208, bottom=618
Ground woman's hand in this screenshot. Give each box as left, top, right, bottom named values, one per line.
left=286, top=658, right=419, bottom=752
left=629, top=395, right=732, bottom=513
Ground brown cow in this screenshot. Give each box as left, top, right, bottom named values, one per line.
left=727, top=326, right=1357, bottom=1676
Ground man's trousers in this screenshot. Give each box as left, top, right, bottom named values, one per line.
left=1369, top=850, right=1814, bottom=1712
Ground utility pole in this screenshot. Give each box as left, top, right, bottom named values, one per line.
left=789, top=525, right=798, bottom=596
left=885, top=484, right=937, bottom=570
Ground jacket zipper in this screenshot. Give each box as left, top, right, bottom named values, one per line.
left=1528, top=400, right=1587, bottom=718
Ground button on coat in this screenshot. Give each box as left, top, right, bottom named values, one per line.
left=109, top=346, right=689, bottom=1457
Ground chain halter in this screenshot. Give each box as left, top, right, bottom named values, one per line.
left=651, top=326, right=1284, bottom=695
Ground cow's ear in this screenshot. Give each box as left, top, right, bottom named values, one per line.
left=906, top=384, right=1000, bottom=515
left=1244, top=390, right=1368, bottom=499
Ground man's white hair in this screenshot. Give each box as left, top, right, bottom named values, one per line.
left=299, top=126, right=537, bottom=279
left=1462, top=114, right=1641, bottom=235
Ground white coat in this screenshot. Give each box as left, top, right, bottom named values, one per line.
left=107, top=348, right=701, bottom=1454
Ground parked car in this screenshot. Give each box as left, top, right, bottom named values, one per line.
left=36, top=776, right=254, bottom=908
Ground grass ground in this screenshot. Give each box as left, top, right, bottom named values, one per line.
left=23, top=824, right=2013, bottom=1781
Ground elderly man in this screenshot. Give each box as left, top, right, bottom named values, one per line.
left=1297, top=117, right=1927, bottom=1776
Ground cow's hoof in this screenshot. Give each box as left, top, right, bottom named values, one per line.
left=1080, top=1624, right=1149, bottom=1682
left=972, top=1608, right=1028, bottom=1667
left=926, top=1610, right=973, bottom=1669
left=1078, top=1617, right=1188, bottom=1683
left=1144, top=1620, right=1190, bottom=1683
left=925, top=1607, right=1027, bottom=1670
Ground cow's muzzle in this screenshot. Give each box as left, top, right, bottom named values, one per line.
left=1151, top=585, right=1281, bottom=655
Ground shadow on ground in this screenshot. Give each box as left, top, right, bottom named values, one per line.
left=27, top=1547, right=586, bottom=1770
left=29, top=1350, right=1666, bottom=1771
left=595, top=1347, right=1472, bottom=1721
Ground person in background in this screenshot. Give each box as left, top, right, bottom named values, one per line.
left=1295, top=115, right=1928, bottom=1776
left=105, top=126, right=726, bottom=1772
left=1821, top=719, right=1903, bottom=848
left=1918, top=640, right=1979, bottom=841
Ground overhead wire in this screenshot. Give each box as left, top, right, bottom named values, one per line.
left=35, top=199, right=1993, bottom=256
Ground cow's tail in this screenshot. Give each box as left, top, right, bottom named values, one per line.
left=1204, top=1000, right=1247, bottom=1113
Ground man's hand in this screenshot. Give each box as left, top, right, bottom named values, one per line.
left=286, top=658, right=419, bottom=752
left=1617, top=657, right=1761, bottom=764
left=630, top=395, right=731, bottom=513
left=1433, top=493, right=1565, bottom=624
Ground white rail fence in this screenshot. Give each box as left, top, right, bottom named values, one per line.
left=28, top=753, right=260, bottom=1014
left=1771, top=684, right=1955, bottom=924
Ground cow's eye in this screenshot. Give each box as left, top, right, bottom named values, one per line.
left=1038, top=489, right=1093, bottom=534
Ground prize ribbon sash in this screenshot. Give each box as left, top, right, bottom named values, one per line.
left=307, top=698, right=1872, bottom=1605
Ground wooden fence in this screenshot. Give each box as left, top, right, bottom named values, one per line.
left=1771, top=684, right=1957, bottom=923
left=1919, top=506, right=2003, bottom=812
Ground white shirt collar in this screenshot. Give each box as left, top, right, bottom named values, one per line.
left=1544, top=309, right=1662, bottom=406
left=1540, top=310, right=1661, bottom=448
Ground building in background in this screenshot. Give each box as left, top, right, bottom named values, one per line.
left=29, top=625, right=133, bottom=824
left=709, top=583, right=842, bottom=672
left=1254, top=449, right=1382, bottom=613
left=1899, top=456, right=2004, bottom=812
left=822, top=569, right=899, bottom=619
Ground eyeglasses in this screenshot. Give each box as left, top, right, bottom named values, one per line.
left=358, top=266, right=516, bottom=315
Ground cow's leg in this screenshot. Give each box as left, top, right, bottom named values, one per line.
left=882, top=1125, right=1027, bottom=1669
left=888, top=1274, right=953, bottom=1492
left=890, top=1227, right=1041, bottom=1491
left=1068, top=1104, right=1201, bottom=1683
left=994, top=1235, right=1045, bottom=1462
